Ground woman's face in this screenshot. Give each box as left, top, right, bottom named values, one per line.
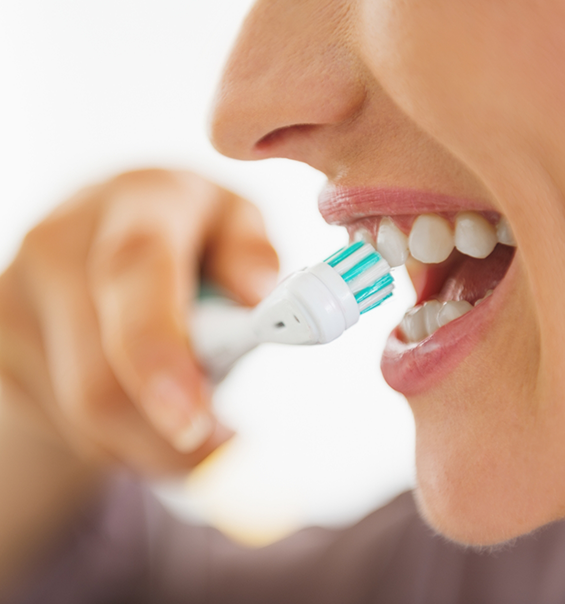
left=211, top=0, right=565, bottom=545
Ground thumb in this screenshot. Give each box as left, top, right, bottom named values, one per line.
left=203, top=194, right=280, bottom=306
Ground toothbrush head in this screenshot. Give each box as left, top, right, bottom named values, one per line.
left=253, top=241, right=394, bottom=346
left=192, top=241, right=394, bottom=383
left=324, top=241, right=394, bottom=314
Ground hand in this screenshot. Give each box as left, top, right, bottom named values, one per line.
left=0, top=169, right=279, bottom=476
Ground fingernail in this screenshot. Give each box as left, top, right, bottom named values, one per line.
left=173, top=412, right=215, bottom=453
left=143, top=374, right=213, bottom=451
left=245, top=267, right=279, bottom=301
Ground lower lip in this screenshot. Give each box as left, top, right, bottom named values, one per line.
left=380, top=253, right=520, bottom=396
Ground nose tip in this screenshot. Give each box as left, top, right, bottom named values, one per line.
left=210, top=86, right=361, bottom=162
left=208, top=75, right=273, bottom=161
left=209, top=1, right=366, bottom=163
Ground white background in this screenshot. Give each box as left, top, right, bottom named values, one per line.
left=0, top=0, right=416, bottom=543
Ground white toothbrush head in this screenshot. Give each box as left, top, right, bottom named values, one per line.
left=192, top=241, right=394, bottom=382
left=253, top=241, right=394, bottom=345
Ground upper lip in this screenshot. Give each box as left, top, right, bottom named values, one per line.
left=318, top=185, right=498, bottom=226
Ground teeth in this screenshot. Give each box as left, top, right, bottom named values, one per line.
left=353, top=212, right=515, bottom=266
left=454, top=212, right=497, bottom=258
left=437, top=300, right=473, bottom=327
left=376, top=217, right=409, bottom=267
left=352, top=227, right=375, bottom=246
left=408, top=214, right=454, bottom=263
left=474, top=289, right=493, bottom=306
left=399, top=306, right=428, bottom=343
left=422, top=300, right=442, bottom=336
left=401, top=299, right=474, bottom=343
left=496, top=216, right=516, bottom=246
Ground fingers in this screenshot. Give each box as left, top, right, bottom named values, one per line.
left=38, top=263, right=233, bottom=474
left=89, top=171, right=222, bottom=453
left=202, top=192, right=280, bottom=306
left=89, top=172, right=279, bottom=458
left=11, top=169, right=277, bottom=476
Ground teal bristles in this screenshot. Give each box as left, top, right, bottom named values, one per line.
left=325, top=241, right=394, bottom=314
left=325, top=241, right=364, bottom=267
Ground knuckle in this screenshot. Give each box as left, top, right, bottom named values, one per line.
left=109, top=169, right=218, bottom=219
left=19, top=223, right=72, bottom=276
left=110, top=168, right=183, bottom=195
left=89, top=228, right=173, bottom=284
left=228, top=194, right=270, bottom=237
left=21, top=220, right=61, bottom=260
left=19, top=187, right=101, bottom=266
left=251, top=239, right=280, bottom=269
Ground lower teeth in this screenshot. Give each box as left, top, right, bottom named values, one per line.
left=400, top=292, right=493, bottom=343
left=474, top=289, right=494, bottom=306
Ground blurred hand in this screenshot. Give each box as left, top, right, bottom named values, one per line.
left=0, top=169, right=278, bottom=476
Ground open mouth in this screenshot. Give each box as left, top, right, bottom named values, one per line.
left=348, top=212, right=516, bottom=343
left=319, top=186, right=517, bottom=394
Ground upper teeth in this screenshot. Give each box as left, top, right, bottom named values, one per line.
left=356, top=211, right=515, bottom=266
left=377, top=217, right=409, bottom=267
left=409, top=214, right=454, bottom=264
left=454, top=212, right=497, bottom=258
left=496, top=216, right=516, bottom=246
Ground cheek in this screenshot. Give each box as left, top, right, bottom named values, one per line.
left=359, top=0, right=474, bottom=135
left=359, top=0, right=565, bottom=544
left=360, top=0, right=565, bottom=168
left=359, top=2, right=509, bottom=146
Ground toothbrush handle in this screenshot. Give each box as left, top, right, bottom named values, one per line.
left=190, top=262, right=359, bottom=382
left=190, top=299, right=259, bottom=384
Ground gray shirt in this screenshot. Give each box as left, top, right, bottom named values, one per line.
left=8, top=473, right=565, bottom=604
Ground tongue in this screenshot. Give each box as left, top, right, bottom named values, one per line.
left=439, top=244, right=515, bottom=305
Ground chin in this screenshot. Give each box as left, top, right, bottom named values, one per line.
left=411, top=421, right=559, bottom=547
left=413, top=483, right=531, bottom=547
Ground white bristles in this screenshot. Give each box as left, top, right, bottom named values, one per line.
left=324, top=241, right=394, bottom=314
left=357, top=282, right=394, bottom=313
left=347, top=257, right=390, bottom=295
left=330, top=245, right=373, bottom=277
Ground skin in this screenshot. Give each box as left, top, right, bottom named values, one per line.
left=210, top=0, right=565, bottom=545
left=0, top=170, right=278, bottom=593
left=1, top=1, right=564, bottom=591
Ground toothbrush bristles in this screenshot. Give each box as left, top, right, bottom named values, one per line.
left=325, top=242, right=394, bottom=314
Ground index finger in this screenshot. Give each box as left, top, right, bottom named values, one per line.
left=88, top=170, right=222, bottom=453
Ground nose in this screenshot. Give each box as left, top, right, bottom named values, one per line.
left=209, top=0, right=366, bottom=170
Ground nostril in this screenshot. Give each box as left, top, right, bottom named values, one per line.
left=255, top=124, right=317, bottom=153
